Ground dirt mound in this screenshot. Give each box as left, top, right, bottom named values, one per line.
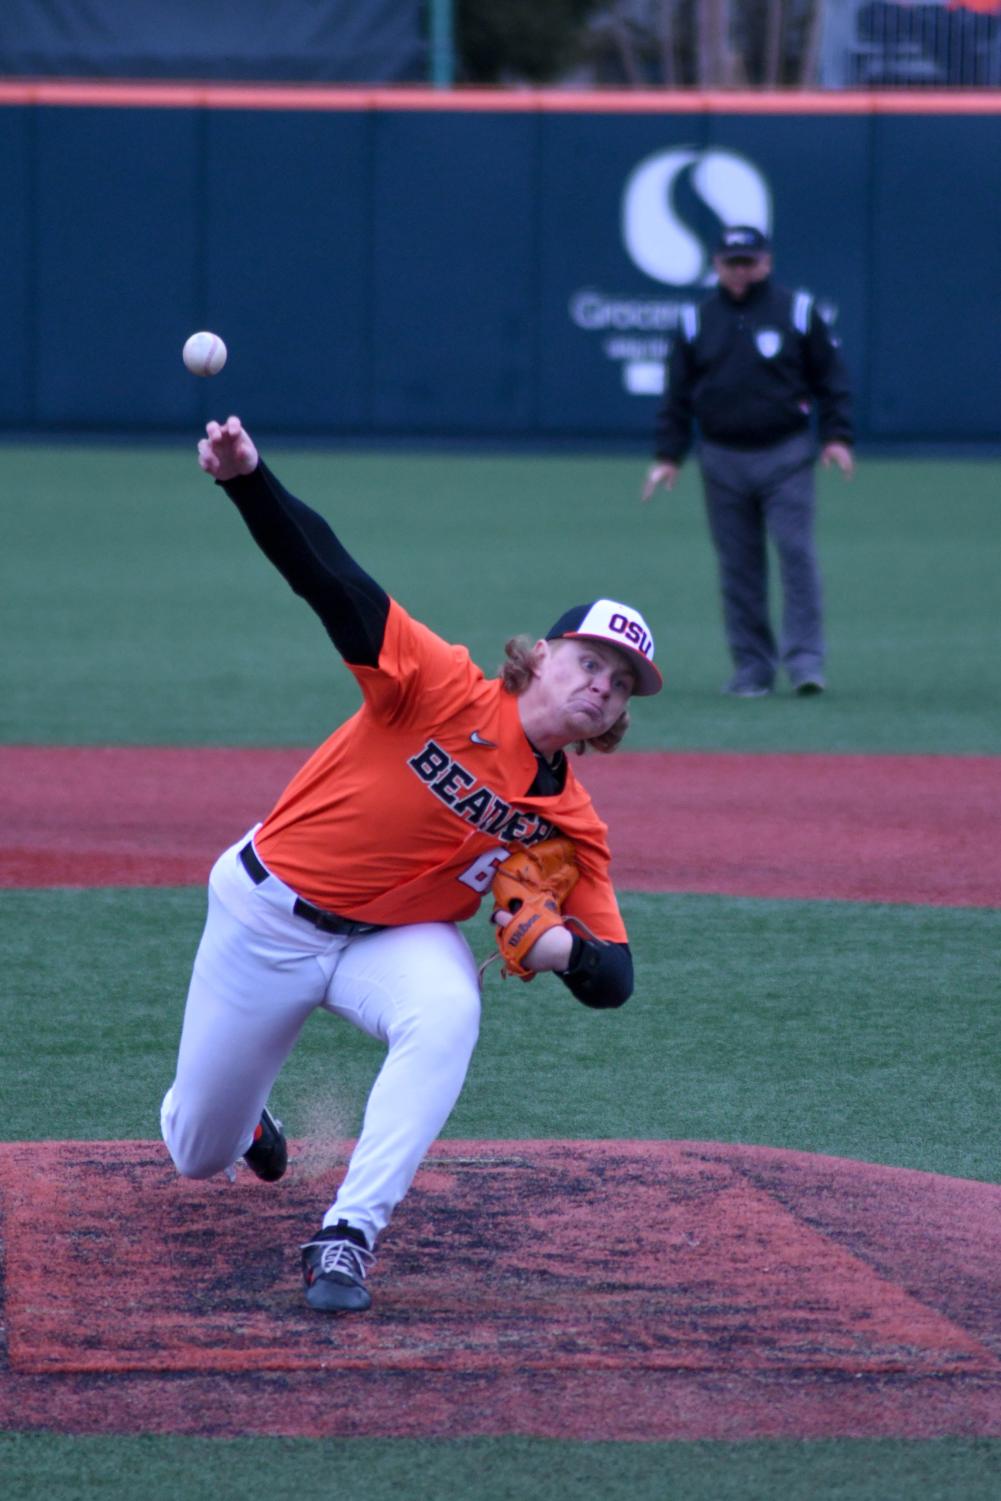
left=2, top=1138, right=999, bottom=1438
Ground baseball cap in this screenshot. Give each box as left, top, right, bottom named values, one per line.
left=716, top=225, right=771, bottom=260
left=545, top=599, right=663, bottom=696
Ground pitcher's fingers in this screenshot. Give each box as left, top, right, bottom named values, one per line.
left=197, top=440, right=219, bottom=474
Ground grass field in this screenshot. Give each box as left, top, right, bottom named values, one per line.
left=1, top=443, right=999, bottom=1497
left=2, top=444, right=997, bottom=753
left=3, top=1433, right=1001, bottom=1501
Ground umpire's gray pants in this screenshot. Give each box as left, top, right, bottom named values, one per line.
left=699, top=431, right=823, bottom=686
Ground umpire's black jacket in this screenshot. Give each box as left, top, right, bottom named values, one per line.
left=654, top=277, right=854, bottom=462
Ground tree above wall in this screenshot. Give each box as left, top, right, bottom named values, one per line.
left=453, top=0, right=827, bottom=88
left=454, top=0, right=605, bottom=83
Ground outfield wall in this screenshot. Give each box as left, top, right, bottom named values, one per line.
left=1, top=84, right=998, bottom=444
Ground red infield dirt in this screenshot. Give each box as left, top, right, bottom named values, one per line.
left=1, top=1139, right=1000, bottom=1439
left=2, top=745, right=1000, bottom=906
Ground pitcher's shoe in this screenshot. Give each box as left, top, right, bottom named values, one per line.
left=243, top=1106, right=288, bottom=1182
left=302, top=1220, right=374, bottom=1313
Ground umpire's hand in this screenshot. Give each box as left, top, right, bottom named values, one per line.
left=641, top=462, right=680, bottom=502
left=820, top=442, right=855, bottom=480
left=198, top=415, right=259, bottom=481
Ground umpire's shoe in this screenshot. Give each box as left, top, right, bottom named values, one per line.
left=723, top=671, right=773, bottom=698
left=243, top=1106, right=288, bottom=1182
left=301, top=1220, right=374, bottom=1313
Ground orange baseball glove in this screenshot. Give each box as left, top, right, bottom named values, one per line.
left=488, top=836, right=579, bottom=981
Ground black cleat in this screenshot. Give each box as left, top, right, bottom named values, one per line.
left=301, top=1220, right=374, bottom=1313
left=243, top=1106, right=288, bottom=1182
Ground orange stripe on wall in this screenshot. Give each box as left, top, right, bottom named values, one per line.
left=0, top=79, right=1000, bottom=114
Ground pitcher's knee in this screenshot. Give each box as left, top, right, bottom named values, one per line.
left=167, top=1143, right=226, bottom=1180
left=168, top=1146, right=217, bottom=1182
left=163, top=1123, right=233, bottom=1179
left=161, top=1090, right=240, bottom=1179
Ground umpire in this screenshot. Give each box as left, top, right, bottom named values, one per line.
left=642, top=226, right=855, bottom=697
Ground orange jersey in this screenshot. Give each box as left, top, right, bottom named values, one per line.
left=255, top=599, right=627, bottom=941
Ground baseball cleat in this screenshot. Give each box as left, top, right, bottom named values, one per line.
left=722, top=675, right=772, bottom=698
left=242, top=1106, right=288, bottom=1182
left=301, top=1220, right=374, bottom=1313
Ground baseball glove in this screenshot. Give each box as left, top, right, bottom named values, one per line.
left=487, top=836, right=580, bottom=982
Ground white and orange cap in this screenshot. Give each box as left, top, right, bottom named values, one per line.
left=545, top=599, right=663, bottom=696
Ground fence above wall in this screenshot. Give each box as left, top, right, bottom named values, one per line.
left=0, top=86, right=998, bottom=445
left=0, top=1, right=425, bottom=83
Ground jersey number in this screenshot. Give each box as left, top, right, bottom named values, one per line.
left=457, top=846, right=508, bottom=894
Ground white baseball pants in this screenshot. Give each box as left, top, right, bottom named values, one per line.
left=160, top=830, right=482, bottom=1248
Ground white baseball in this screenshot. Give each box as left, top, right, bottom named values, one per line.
left=182, top=331, right=227, bottom=377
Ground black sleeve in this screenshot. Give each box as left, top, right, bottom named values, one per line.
left=220, top=459, right=390, bottom=667
left=557, top=937, right=633, bottom=1010
left=654, top=328, right=696, bottom=462
left=804, top=309, right=854, bottom=447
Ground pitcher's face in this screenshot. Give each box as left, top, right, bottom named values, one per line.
left=529, top=638, right=635, bottom=745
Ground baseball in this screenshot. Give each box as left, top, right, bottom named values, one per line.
left=182, top=331, right=227, bottom=377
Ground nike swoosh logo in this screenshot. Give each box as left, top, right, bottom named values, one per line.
left=469, top=730, right=498, bottom=747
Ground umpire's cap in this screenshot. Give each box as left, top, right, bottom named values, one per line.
left=546, top=600, right=663, bottom=696
left=716, top=225, right=771, bottom=260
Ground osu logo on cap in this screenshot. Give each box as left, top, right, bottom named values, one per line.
left=608, top=611, right=653, bottom=660
left=546, top=598, right=663, bottom=694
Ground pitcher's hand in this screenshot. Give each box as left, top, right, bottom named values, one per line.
left=198, top=416, right=259, bottom=481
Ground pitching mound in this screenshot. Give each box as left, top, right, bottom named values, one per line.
left=2, top=1139, right=1000, bottom=1438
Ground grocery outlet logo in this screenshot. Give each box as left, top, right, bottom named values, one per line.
left=568, top=147, right=772, bottom=397
left=622, top=147, right=772, bottom=287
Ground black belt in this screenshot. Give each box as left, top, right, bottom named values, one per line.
left=238, top=841, right=384, bottom=937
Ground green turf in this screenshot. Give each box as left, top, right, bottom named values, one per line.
left=3, top=887, right=997, bottom=1183
left=2, top=1434, right=1001, bottom=1501
left=1, top=444, right=997, bottom=751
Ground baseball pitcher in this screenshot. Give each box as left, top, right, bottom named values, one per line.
left=160, top=416, right=663, bottom=1314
